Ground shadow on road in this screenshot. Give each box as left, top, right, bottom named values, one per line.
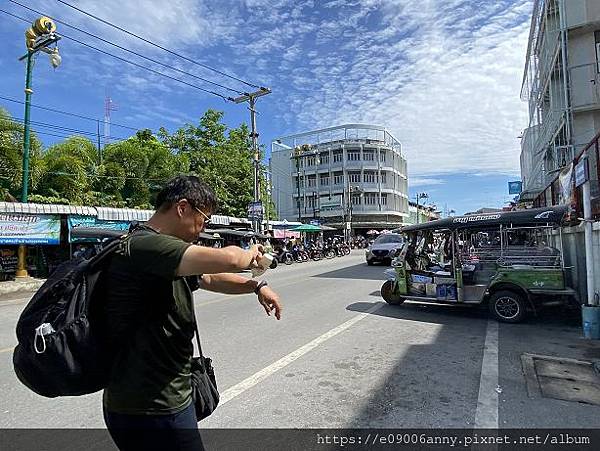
left=347, top=300, right=488, bottom=323
left=341, top=301, right=488, bottom=427
left=313, top=263, right=386, bottom=281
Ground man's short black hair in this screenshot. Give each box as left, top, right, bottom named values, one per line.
left=154, top=175, right=218, bottom=213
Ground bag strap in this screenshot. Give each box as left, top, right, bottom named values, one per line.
left=191, top=305, right=204, bottom=359
left=183, top=277, right=205, bottom=359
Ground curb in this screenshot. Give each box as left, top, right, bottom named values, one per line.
left=0, top=278, right=45, bottom=296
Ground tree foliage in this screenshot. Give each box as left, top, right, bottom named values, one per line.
left=0, top=107, right=275, bottom=219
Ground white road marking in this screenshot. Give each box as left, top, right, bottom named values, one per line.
left=219, top=302, right=385, bottom=405
left=474, top=319, right=499, bottom=429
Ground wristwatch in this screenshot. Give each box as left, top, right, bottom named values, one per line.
left=254, top=280, right=268, bottom=294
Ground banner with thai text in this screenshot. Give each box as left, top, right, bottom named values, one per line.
left=0, top=214, right=61, bottom=245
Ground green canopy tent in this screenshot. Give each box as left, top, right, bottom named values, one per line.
left=291, top=224, right=322, bottom=232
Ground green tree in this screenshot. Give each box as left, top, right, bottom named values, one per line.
left=0, top=107, right=44, bottom=199
left=37, top=136, right=99, bottom=202
left=159, top=110, right=257, bottom=217
left=104, top=130, right=188, bottom=208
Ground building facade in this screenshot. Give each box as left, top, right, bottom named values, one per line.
left=519, top=0, right=600, bottom=208
left=270, top=124, right=409, bottom=234
left=406, top=202, right=440, bottom=225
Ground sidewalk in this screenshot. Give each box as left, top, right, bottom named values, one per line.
left=498, top=309, right=600, bottom=427
left=0, top=277, right=45, bottom=297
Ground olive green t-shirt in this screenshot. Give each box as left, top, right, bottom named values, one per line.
left=102, top=228, right=194, bottom=415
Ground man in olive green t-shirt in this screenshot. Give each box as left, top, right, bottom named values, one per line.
left=102, top=175, right=282, bottom=451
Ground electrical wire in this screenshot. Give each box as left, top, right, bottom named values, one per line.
left=0, top=9, right=233, bottom=102
left=53, top=0, right=263, bottom=90
left=5, top=117, right=131, bottom=141
left=0, top=167, right=177, bottom=182
left=6, top=1, right=245, bottom=95
left=0, top=95, right=139, bottom=132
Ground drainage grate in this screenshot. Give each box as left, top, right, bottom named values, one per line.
left=521, top=353, right=600, bottom=406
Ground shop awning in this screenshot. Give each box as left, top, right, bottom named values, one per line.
left=96, top=207, right=154, bottom=221
left=0, top=201, right=96, bottom=216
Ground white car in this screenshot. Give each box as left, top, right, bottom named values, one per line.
left=365, top=233, right=404, bottom=265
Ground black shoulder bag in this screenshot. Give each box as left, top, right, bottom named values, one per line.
left=187, top=277, right=220, bottom=421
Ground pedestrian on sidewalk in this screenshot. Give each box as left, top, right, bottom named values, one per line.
left=101, top=175, right=282, bottom=451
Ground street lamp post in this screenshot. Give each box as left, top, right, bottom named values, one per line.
left=415, top=192, right=428, bottom=224
left=16, top=17, right=61, bottom=278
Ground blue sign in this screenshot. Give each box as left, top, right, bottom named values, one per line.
left=0, top=214, right=61, bottom=245
left=68, top=215, right=131, bottom=243
left=575, top=159, right=589, bottom=188
left=247, top=201, right=263, bottom=219
left=508, top=181, right=522, bottom=195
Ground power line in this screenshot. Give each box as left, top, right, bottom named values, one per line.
left=0, top=9, right=232, bottom=102
left=6, top=1, right=244, bottom=95
left=0, top=95, right=139, bottom=131
left=0, top=167, right=177, bottom=182
left=54, top=0, right=263, bottom=90
left=4, top=116, right=130, bottom=142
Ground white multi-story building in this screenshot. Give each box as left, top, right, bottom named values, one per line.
left=270, top=124, right=409, bottom=233
left=519, top=0, right=600, bottom=206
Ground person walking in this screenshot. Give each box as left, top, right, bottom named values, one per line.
left=101, top=175, right=282, bottom=450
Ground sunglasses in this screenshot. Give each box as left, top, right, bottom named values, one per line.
left=193, top=206, right=211, bottom=224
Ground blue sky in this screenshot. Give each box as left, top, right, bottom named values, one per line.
left=0, top=0, right=533, bottom=214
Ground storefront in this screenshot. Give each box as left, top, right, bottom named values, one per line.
left=0, top=212, right=62, bottom=280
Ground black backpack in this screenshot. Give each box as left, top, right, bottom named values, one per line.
left=12, top=238, right=122, bottom=398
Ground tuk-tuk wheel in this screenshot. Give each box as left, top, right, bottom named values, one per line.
left=489, top=290, right=526, bottom=323
left=381, top=280, right=404, bottom=305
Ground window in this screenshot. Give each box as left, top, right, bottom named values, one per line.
left=320, top=174, right=330, bottom=186
left=347, top=151, right=360, bottom=161
left=364, top=192, right=377, bottom=205
left=349, top=172, right=361, bottom=183
left=307, top=176, right=316, bottom=187
left=320, top=153, right=329, bottom=164
left=296, top=176, right=304, bottom=188
left=306, top=156, right=316, bottom=167
left=334, top=172, right=344, bottom=185
left=363, top=150, right=375, bottom=161
left=364, top=172, right=376, bottom=183
left=379, top=172, right=387, bottom=184
left=380, top=151, right=386, bottom=163
left=333, top=151, right=343, bottom=163
left=351, top=194, right=361, bottom=205
left=307, top=196, right=316, bottom=208
left=381, top=193, right=388, bottom=205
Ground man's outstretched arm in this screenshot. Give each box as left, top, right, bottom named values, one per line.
left=200, top=273, right=282, bottom=320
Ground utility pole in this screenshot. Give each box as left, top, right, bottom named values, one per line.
left=16, top=17, right=61, bottom=278
left=233, top=87, right=272, bottom=233
left=415, top=192, right=428, bottom=224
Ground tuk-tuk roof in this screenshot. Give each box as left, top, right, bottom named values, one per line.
left=397, top=205, right=569, bottom=233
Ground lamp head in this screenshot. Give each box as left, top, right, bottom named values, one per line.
left=49, top=48, right=61, bottom=68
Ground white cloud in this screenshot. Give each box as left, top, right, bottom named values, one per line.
left=236, top=0, right=533, bottom=178
left=9, top=0, right=533, bottom=182
left=409, top=178, right=446, bottom=188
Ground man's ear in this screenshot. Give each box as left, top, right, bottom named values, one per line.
left=175, top=199, right=187, bottom=218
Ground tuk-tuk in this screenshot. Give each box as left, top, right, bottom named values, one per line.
left=380, top=206, right=579, bottom=322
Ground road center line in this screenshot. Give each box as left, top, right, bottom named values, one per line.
left=474, top=319, right=499, bottom=429
left=219, top=302, right=385, bottom=406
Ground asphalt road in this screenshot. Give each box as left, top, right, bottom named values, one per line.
left=1, top=251, right=599, bottom=433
